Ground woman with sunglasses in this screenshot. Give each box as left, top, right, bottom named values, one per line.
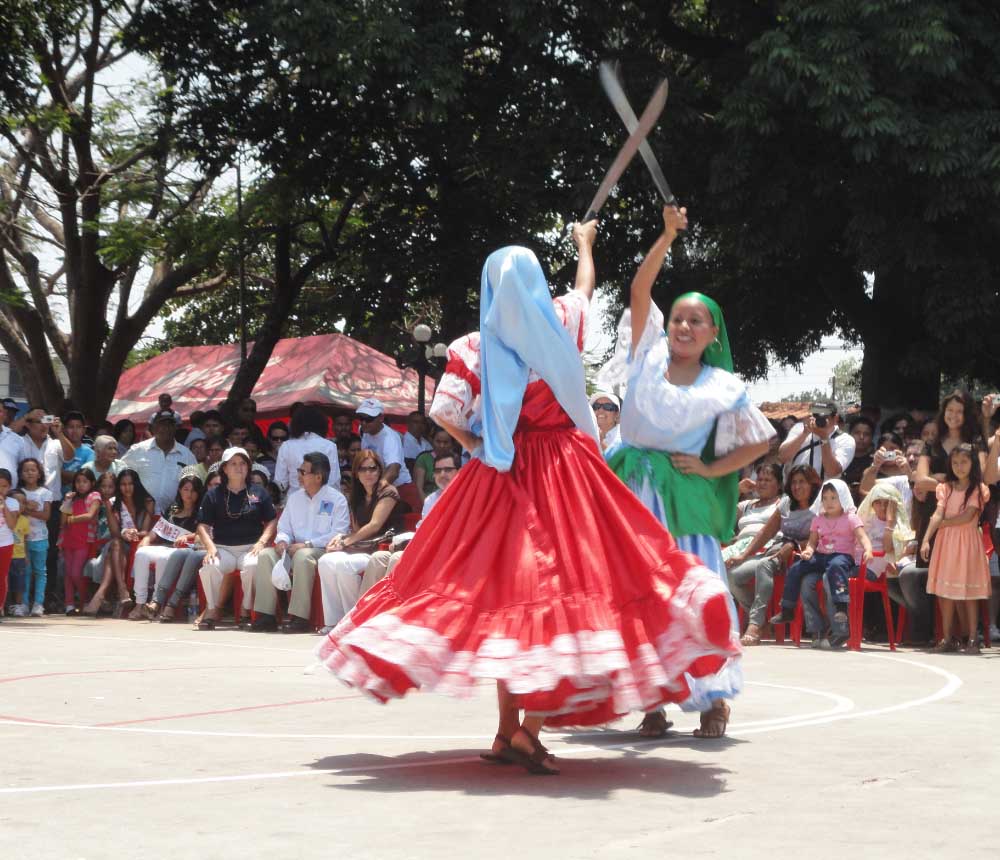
left=589, top=392, right=622, bottom=452
left=315, top=449, right=403, bottom=631
left=315, top=218, right=736, bottom=776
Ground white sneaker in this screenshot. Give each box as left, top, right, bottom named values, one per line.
left=12, top=603, right=27, bottom=617
left=30, top=603, right=44, bottom=617
left=319, top=626, right=333, bottom=635
left=989, top=625, right=1000, bottom=642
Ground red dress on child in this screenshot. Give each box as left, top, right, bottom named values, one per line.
left=316, top=294, right=738, bottom=727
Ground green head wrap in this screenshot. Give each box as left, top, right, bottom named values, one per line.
left=671, top=292, right=733, bottom=373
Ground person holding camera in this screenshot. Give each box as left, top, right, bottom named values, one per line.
left=777, top=401, right=855, bottom=482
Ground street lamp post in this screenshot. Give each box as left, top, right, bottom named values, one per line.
left=408, top=325, right=447, bottom=415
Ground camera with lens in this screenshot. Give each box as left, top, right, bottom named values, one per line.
left=810, top=402, right=838, bottom=430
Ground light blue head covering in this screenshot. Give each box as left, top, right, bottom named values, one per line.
left=476, top=246, right=599, bottom=471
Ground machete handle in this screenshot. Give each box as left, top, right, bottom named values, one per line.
left=582, top=210, right=599, bottom=223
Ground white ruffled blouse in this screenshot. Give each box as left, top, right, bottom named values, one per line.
left=599, top=300, right=775, bottom=457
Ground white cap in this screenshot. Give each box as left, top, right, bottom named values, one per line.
left=251, top=462, right=271, bottom=479
left=355, top=398, right=385, bottom=418
left=220, top=447, right=251, bottom=466
left=589, top=391, right=621, bottom=409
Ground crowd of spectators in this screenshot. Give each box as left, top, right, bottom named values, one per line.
left=0, top=394, right=462, bottom=635
left=1, top=387, right=998, bottom=654
left=728, top=390, right=1000, bottom=652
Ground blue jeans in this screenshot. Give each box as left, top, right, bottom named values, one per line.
left=782, top=552, right=857, bottom=610
left=24, top=539, right=48, bottom=606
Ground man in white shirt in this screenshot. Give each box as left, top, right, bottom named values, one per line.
left=402, top=410, right=432, bottom=468
left=251, top=452, right=349, bottom=632
left=0, top=420, right=23, bottom=481
left=19, top=408, right=71, bottom=497
left=121, top=410, right=195, bottom=512
left=273, top=405, right=341, bottom=495
left=357, top=399, right=410, bottom=484
left=778, top=402, right=856, bottom=482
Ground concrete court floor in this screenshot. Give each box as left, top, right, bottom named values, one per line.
left=0, top=616, right=996, bottom=860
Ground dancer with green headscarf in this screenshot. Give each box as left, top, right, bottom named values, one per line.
left=597, top=205, right=775, bottom=739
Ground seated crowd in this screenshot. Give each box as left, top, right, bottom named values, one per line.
left=2, top=387, right=998, bottom=653
left=720, top=389, right=1000, bottom=653
left=0, top=393, right=462, bottom=635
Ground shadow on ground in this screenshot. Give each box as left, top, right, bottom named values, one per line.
left=307, top=745, right=732, bottom=799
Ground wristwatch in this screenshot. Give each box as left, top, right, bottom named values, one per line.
left=304, top=540, right=313, bottom=548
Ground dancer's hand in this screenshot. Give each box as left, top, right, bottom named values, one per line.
left=670, top=452, right=709, bottom=477
left=572, top=219, right=597, bottom=249
left=662, top=205, right=688, bottom=236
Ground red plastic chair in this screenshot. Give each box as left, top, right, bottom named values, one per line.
left=402, top=511, right=421, bottom=533
left=790, top=578, right=826, bottom=647
left=848, top=551, right=895, bottom=651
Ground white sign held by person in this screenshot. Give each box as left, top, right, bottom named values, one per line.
left=153, top=520, right=193, bottom=544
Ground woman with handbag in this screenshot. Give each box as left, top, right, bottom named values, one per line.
left=316, top=449, right=402, bottom=632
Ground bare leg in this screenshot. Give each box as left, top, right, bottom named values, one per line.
left=492, top=682, right=520, bottom=754
left=693, top=699, right=732, bottom=739
left=939, top=597, right=956, bottom=642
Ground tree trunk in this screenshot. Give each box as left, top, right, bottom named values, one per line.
left=221, top=223, right=324, bottom=418
left=860, top=267, right=941, bottom=410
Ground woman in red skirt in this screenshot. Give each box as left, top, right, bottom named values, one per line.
left=316, top=221, right=738, bottom=775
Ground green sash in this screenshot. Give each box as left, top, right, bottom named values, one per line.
left=608, top=424, right=738, bottom=543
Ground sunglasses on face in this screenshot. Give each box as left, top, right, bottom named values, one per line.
left=296, top=467, right=312, bottom=476
left=592, top=403, right=619, bottom=413
left=356, top=465, right=380, bottom=473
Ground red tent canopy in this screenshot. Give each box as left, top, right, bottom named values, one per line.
left=108, top=333, right=435, bottom=426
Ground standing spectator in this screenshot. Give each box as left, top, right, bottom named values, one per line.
left=16, top=458, right=52, bottom=617
left=91, top=435, right=126, bottom=480
left=59, top=411, right=95, bottom=495
left=412, top=428, right=458, bottom=501
left=4, top=488, right=30, bottom=617
left=187, top=437, right=209, bottom=479
left=882, top=412, right=915, bottom=440
left=273, top=405, right=341, bottom=495
left=195, top=448, right=276, bottom=630
left=915, top=391, right=987, bottom=525
left=0, top=407, right=23, bottom=478
left=251, top=452, right=349, bottom=633
left=235, top=397, right=257, bottom=426
left=0, top=469, right=19, bottom=619
left=59, top=467, right=102, bottom=614
left=121, top=410, right=195, bottom=513
left=259, top=421, right=289, bottom=476
left=185, top=410, right=207, bottom=445
left=200, top=410, right=226, bottom=442
left=317, top=449, right=403, bottom=632
left=227, top=423, right=251, bottom=449
left=842, top=416, right=876, bottom=489
left=778, top=401, right=855, bottom=481
left=924, top=444, right=991, bottom=653
left=113, top=419, right=136, bottom=457
left=858, top=432, right=912, bottom=506
left=402, top=411, right=432, bottom=471
left=589, top=392, right=621, bottom=452
left=333, top=414, right=353, bottom=445
left=205, top=436, right=225, bottom=469
left=918, top=419, right=939, bottom=447
left=356, top=398, right=418, bottom=512
left=2, top=397, right=20, bottom=427
left=152, top=393, right=182, bottom=426
left=20, top=410, right=72, bottom=497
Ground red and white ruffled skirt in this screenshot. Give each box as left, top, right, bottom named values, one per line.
left=315, top=396, right=739, bottom=727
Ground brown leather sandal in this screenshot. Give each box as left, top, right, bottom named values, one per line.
left=480, top=733, right=514, bottom=764
left=636, top=710, right=673, bottom=738
left=500, top=728, right=559, bottom=775
left=693, top=700, right=731, bottom=739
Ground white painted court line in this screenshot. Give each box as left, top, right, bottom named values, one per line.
left=0, top=681, right=851, bottom=740
left=0, top=653, right=959, bottom=795
left=0, top=627, right=309, bottom=654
